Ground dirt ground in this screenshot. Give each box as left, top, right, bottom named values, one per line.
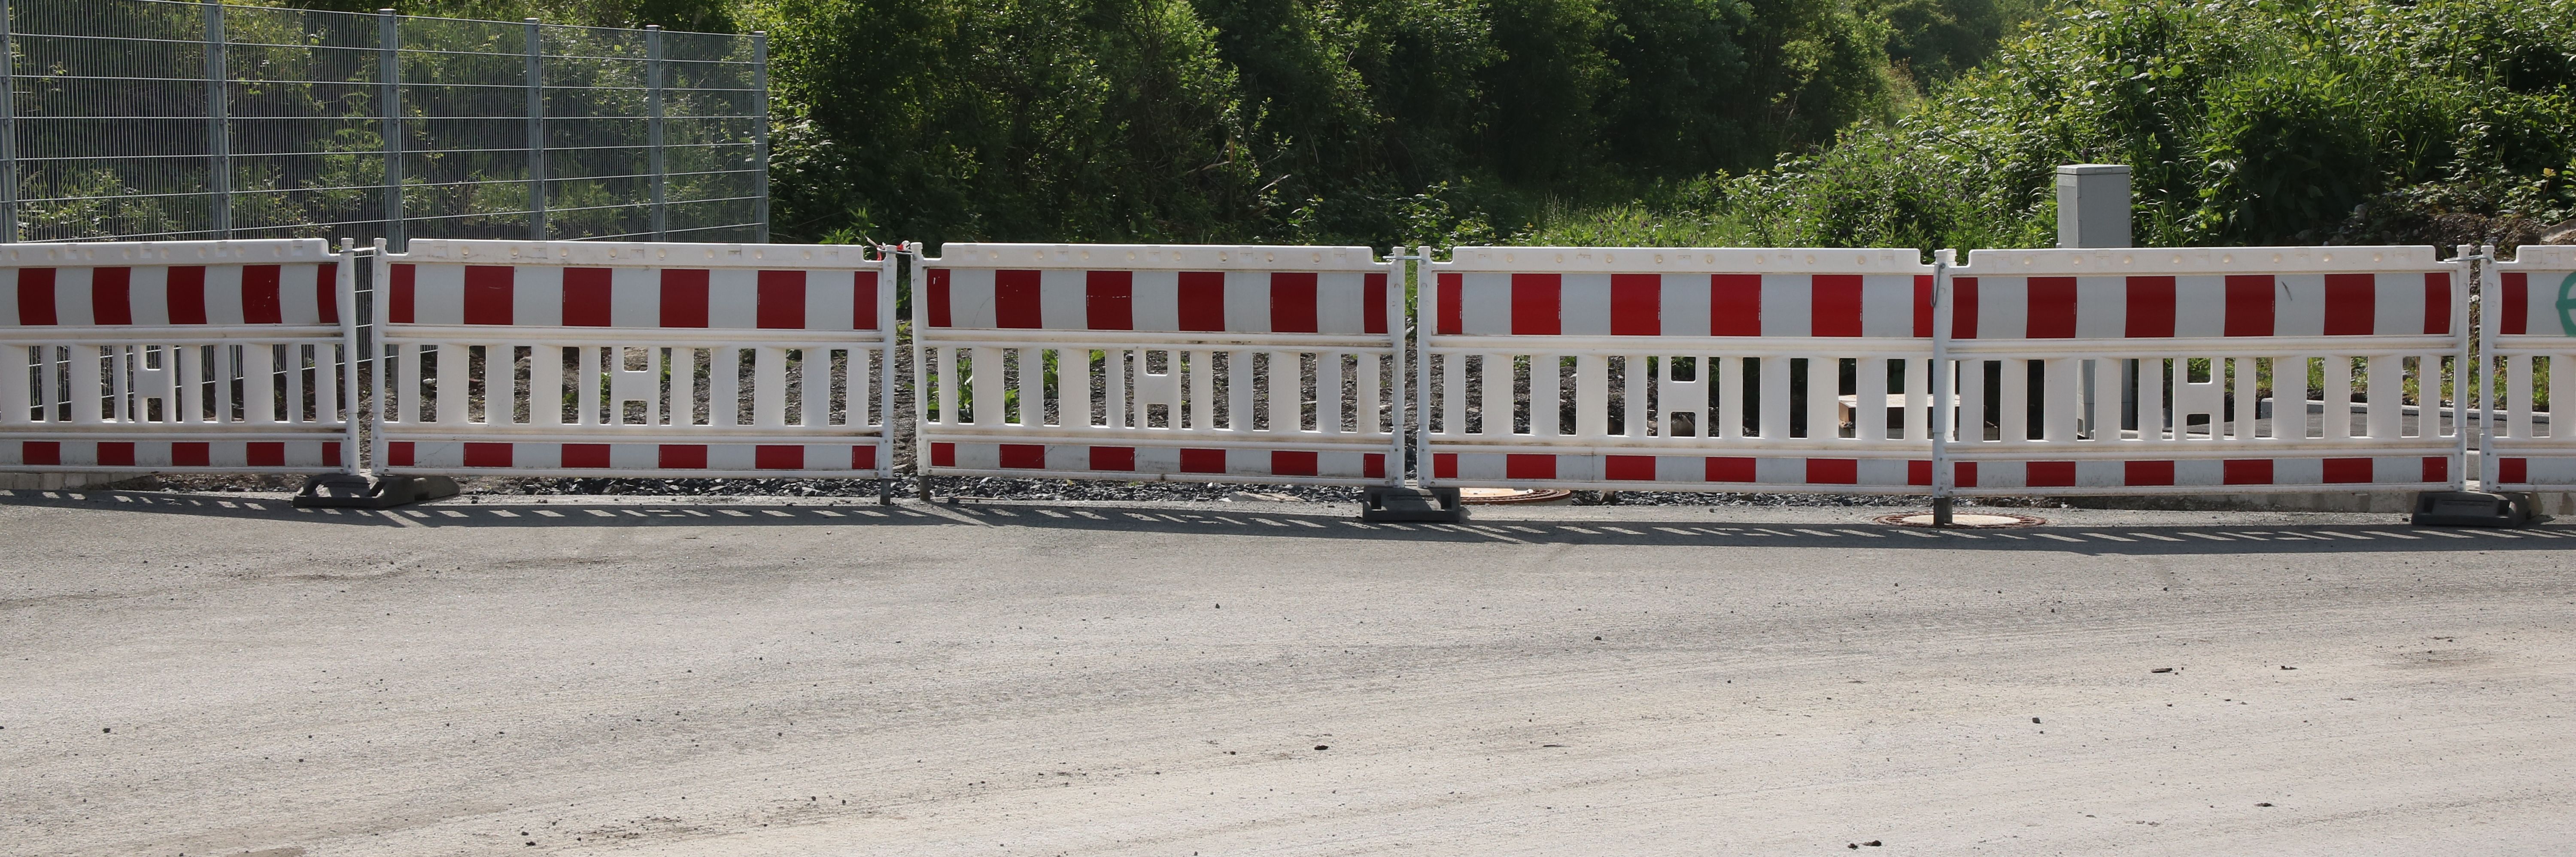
left=2, top=491, right=2570, bottom=855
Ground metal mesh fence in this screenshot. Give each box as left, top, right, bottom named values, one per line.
left=3, top=0, right=766, bottom=246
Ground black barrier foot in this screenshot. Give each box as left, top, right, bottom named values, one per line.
left=293, top=474, right=461, bottom=509
left=878, top=478, right=893, bottom=506
left=1932, top=497, right=1955, bottom=527
left=1362, top=486, right=1462, bottom=522
left=2410, top=491, right=2530, bottom=527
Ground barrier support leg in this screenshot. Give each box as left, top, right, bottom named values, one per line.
left=878, top=477, right=892, bottom=506
left=294, top=473, right=461, bottom=509
left=1361, top=486, right=1461, bottom=522
left=2409, top=491, right=2529, bottom=527
left=916, top=473, right=934, bottom=503
left=1932, top=496, right=1954, bottom=527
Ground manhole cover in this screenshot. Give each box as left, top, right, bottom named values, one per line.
left=1875, top=512, right=2046, bottom=528
left=1457, top=488, right=1575, bottom=505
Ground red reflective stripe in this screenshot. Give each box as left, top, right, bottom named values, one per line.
left=1179, top=272, right=1226, bottom=332
left=929, top=442, right=956, bottom=468
left=853, top=270, right=880, bottom=331
left=2322, top=457, right=2373, bottom=484
left=2322, top=273, right=2374, bottom=336
left=561, top=444, right=610, bottom=468
left=1610, top=274, right=1660, bottom=336
left=1363, top=273, right=1388, bottom=335
left=2125, top=460, right=2175, bottom=486
left=2500, top=272, right=2527, bottom=336
left=2026, top=460, right=2075, bottom=487
left=1505, top=453, right=1555, bottom=479
left=1953, top=461, right=1978, bottom=488
left=246, top=442, right=285, bottom=467
left=1272, top=451, right=1318, bottom=477
left=1912, top=275, right=1934, bottom=338
left=756, top=270, right=807, bottom=330
left=462, top=266, right=514, bottom=325
left=168, top=266, right=208, bottom=324
left=315, top=263, right=338, bottom=324
left=22, top=441, right=60, bottom=465
left=1604, top=454, right=1656, bottom=480
left=91, top=267, right=132, bottom=325
left=660, top=270, right=710, bottom=328
left=2222, top=459, right=2272, bottom=485
left=174, top=442, right=212, bottom=467
left=1950, top=277, right=1978, bottom=339
left=562, top=268, right=612, bottom=327
left=1712, top=274, right=1760, bottom=336
left=1090, top=446, right=1136, bottom=471
left=755, top=444, right=804, bottom=469
left=1908, top=460, right=1932, bottom=486
left=1363, top=453, right=1385, bottom=479
left=2422, top=456, right=2448, bottom=483
left=851, top=445, right=878, bottom=471
left=1807, top=459, right=1858, bottom=484
left=1433, top=453, right=1458, bottom=479
left=2026, top=277, right=2075, bottom=338
left=1086, top=270, right=1133, bottom=330
left=2126, top=276, right=2175, bottom=337
left=2500, top=457, right=2528, bottom=484
left=241, top=265, right=283, bottom=324
left=2422, top=272, right=2449, bottom=335
left=658, top=445, right=709, bottom=469
left=999, top=444, right=1046, bottom=469
left=97, top=442, right=135, bottom=467
left=2224, top=275, right=2274, bottom=337
left=463, top=442, right=513, bottom=468
left=993, top=270, right=1041, bottom=328
left=1510, top=274, right=1560, bottom=335
left=1811, top=275, right=1863, bottom=337
left=1436, top=273, right=1463, bottom=335
left=1706, top=457, right=1755, bottom=482
left=1180, top=447, right=1226, bottom=473
left=322, top=442, right=341, bottom=469
left=1270, top=272, right=1318, bottom=333
left=925, top=268, right=953, bottom=328
left=14, top=268, right=55, bottom=325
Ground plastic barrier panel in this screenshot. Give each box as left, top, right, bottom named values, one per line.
left=2480, top=244, right=2576, bottom=490
left=912, top=243, right=1404, bottom=485
left=372, top=240, right=896, bottom=478
left=1943, top=246, right=2466, bottom=496
left=1418, top=247, right=1938, bottom=493
left=0, top=240, right=357, bottom=473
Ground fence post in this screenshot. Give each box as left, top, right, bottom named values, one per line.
left=378, top=9, right=403, bottom=251
left=525, top=18, right=545, bottom=240
left=203, top=0, right=229, bottom=239
left=751, top=30, right=768, bottom=243
left=0, top=0, right=18, bottom=243
left=1930, top=248, right=1956, bottom=526
left=646, top=24, right=665, bottom=241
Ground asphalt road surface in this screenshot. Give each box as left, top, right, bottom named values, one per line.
left=3, top=490, right=2571, bottom=856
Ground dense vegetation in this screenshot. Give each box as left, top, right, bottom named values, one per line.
left=318, top=0, right=2576, bottom=251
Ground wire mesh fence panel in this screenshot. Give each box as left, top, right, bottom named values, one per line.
left=5, top=0, right=766, bottom=247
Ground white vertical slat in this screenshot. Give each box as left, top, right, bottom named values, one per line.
left=179, top=345, right=205, bottom=425
left=933, top=346, right=958, bottom=427
left=1716, top=356, right=1744, bottom=440
left=1624, top=354, right=1648, bottom=439
left=108, top=345, right=133, bottom=423
left=2322, top=355, right=2352, bottom=442
left=1997, top=358, right=2028, bottom=444
left=1903, top=358, right=1928, bottom=442
left=0, top=345, right=28, bottom=425
left=430, top=344, right=463, bottom=425
left=1574, top=354, right=1608, bottom=439
left=1264, top=350, right=1294, bottom=434
left=2549, top=354, right=2573, bottom=441
left=2365, top=355, right=2398, bottom=439
left=69, top=345, right=103, bottom=423
left=1804, top=357, right=1836, bottom=441
left=2043, top=357, right=2080, bottom=443
left=1956, top=359, right=1985, bottom=445
left=1855, top=356, right=1888, bottom=442
left=530, top=345, right=562, bottom=427
left=1189, top=349, right=1215, bottom=431
left=1439, top=352, right=1465, bottom=436
left=314, top=343, right=338, bottom=427
left=2230, top=357, right=2258, bottom=440
left=1317, top=350, right=1344, bottom=434
left=1355, top=352, right=1381, bottom=435
left=755, top=345, right=787, bottom=429
left=2507, top=354, right=2534, bottom=439
left=1480, top=353, right=1512, bottom=436
left=1758, top=356, right=1789, bottom=439
left=1531, top=353, right=1561, bottom=438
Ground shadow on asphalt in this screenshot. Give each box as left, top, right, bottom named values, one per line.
left=6, top=488, right=2571, bottom=556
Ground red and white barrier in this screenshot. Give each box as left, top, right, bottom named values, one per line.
left=2479, top=244, right=2576, bottom=490
left=0, top=240, right=357, bottom=473
left=1418, top=247, right=1939, bottom=494
left=1941, top=246, right=2467, bottom=495
left=372, top=240, right=896, bottom=478
left=912, top=243, right=1404, bottom=486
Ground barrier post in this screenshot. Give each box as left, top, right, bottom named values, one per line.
left=1930, top=248, right=1956, bottom=526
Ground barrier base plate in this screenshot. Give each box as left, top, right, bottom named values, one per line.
left=294, top=474, right=462, bottom=509
left=1362, top=486, right=1462, bottom=522
left=2409, top=491, right=2530, bottom=527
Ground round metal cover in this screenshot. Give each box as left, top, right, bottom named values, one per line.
left=1875, top=512, right=2046, bottom=528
